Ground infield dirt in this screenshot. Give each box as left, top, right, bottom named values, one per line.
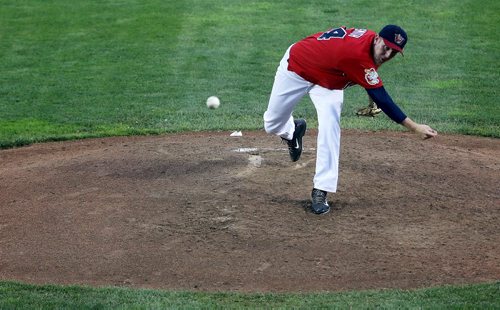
left=0, top=130, right=498, bottom=292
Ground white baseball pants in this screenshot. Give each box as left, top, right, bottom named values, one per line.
left=263, top=46, right=343, bottom=193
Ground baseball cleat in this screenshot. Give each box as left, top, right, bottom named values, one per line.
left=311, top=188, right=330, bottom=215
left=282, top=119, right=306, bottom=162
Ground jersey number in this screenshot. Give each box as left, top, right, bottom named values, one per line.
left=318, top=27, right=346, bottom=40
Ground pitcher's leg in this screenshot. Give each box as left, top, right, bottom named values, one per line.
left=309, top=86, right=344, bottom=193
left=263, top=46, right=312, bottom=140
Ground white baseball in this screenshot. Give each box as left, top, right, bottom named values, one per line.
left=206, top=96, right=220, bottom=109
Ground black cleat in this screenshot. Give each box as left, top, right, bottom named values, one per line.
left=282, top=119, right=306, bottom=162
left=311, top=188, right=330, bottom=215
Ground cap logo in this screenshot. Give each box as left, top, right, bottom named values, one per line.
left=364, top=68, right=380, bottom=85
left=394, top=33, right=405, bottom=45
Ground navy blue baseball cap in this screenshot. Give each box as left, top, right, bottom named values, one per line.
left=379, top=25, right=407, bottom=54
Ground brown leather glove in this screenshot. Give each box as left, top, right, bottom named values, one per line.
left=356, top=102, right=382, bottom=117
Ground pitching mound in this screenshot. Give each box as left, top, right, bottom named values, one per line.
left=0, top=130, right=498, bottom=292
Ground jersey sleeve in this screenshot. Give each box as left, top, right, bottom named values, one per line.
left=341, top=59, right=383, bottom=89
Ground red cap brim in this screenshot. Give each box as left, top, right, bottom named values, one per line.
left=382, top=38, right=404, bottom=54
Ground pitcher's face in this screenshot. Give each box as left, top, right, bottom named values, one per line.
left=373, top=35, right=397, bottom=66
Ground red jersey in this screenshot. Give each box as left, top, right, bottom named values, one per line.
left=288, top=27, right=383, bottom=90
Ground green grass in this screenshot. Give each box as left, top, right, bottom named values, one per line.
left=1, top=281, right=498, bottom=309
left=0, top=0, right=499, bottom=148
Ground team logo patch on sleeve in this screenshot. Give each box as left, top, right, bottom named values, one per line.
left=364, top=68, right=380, bottom=85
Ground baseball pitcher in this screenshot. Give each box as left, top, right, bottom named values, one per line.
left=263, top=25, right=437, bottom=215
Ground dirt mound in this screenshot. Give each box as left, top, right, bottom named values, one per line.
left=0, top=130, right=498, bottom=292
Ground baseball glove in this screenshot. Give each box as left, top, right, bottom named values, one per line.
left=356, top=102, right=382, bottom=117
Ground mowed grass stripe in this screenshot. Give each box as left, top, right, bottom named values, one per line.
left=1, top=0, right=499, bottom=148
left=0, top=281, right=499, bottom=309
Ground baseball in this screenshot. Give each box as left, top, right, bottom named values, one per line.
left=206, top=96, right=220, bottom=109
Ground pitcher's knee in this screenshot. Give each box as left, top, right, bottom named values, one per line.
left=264, top=119, right=279, bottom=134
left=264, top=122, right=272, bottom=134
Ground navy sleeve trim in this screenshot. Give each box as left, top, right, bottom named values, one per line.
left=366, top=87, right=407, bottom=123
